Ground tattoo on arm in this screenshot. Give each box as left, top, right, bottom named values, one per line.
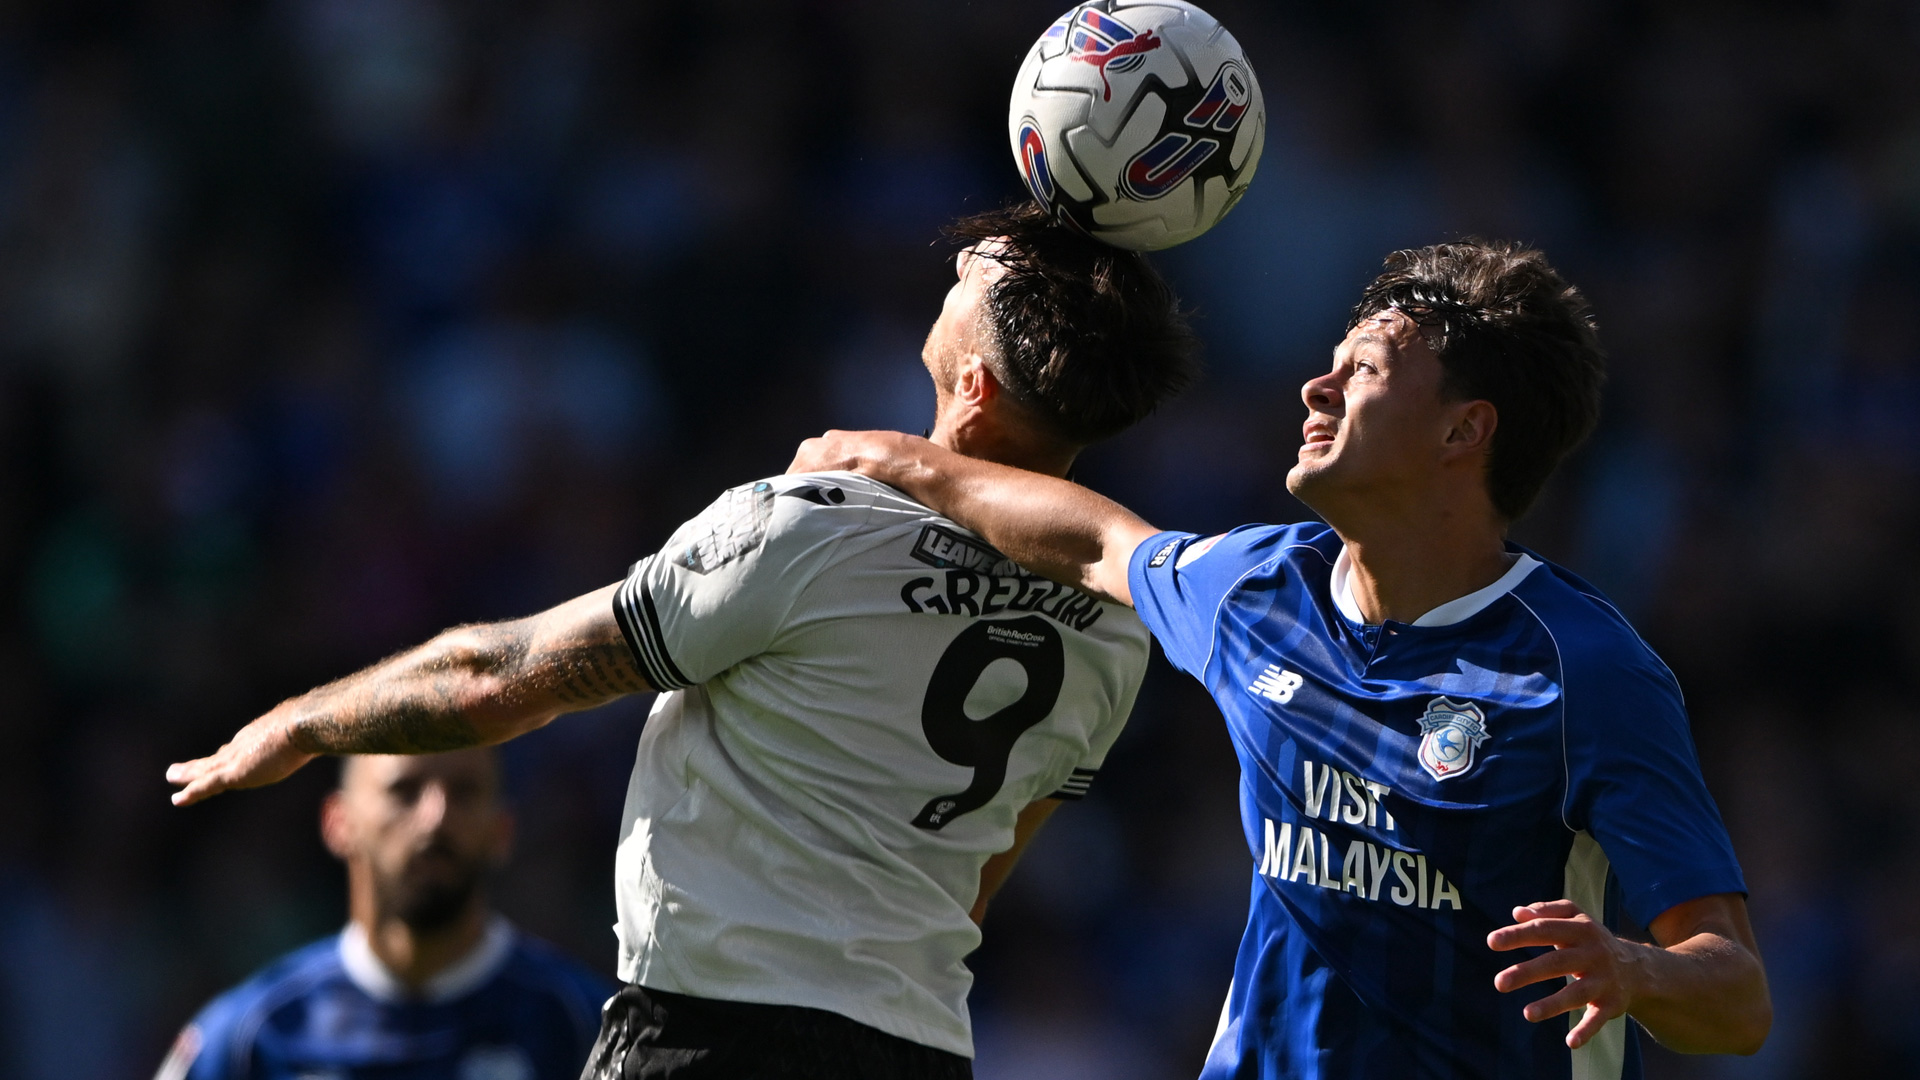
left=279, top=614, right=648, bottom=756
left=289, top=699, right=484, bottom=756
left=542, top=640, right=650, bottom=705
left=283, top=622, right=531, bottom=755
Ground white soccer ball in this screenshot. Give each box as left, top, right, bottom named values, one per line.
left=1008, top=1, right=1265, bottom=251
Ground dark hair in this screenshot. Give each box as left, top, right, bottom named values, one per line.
left=1347, top=241, right=1607, bottom=521
left=944, top=203, right=1197, bottom=445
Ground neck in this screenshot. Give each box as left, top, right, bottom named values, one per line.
left=930, top=418, right=1077, bottom=479
left=348, top=874, right=489, bottom=989
left=1317, top=490, right=1510, bottom=625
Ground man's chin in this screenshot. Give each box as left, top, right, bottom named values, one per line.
left=395, top=883, right=478, bottom=933
left=1285, top=462, right=1321, bottom=500
left=385, top=866, right=485, bottom=933
left=1285, top=463, right=1342, bottom=519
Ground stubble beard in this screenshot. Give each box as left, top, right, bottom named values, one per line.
left=1286, top=455, right=1331, bottom=511
left=380, top=850, right=487, bottom=934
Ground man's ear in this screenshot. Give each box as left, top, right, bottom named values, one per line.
left=321, top=791, right=354, bottom=860
left=1442, top=399, right=1498, bottom=461
left=952, top=355, right=1000, bottom=408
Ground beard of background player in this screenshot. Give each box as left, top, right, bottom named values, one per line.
left=382, top=836, right=490, bottom=933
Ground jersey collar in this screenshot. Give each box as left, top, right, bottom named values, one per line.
left=339, top=915, right=516, bottom=1004
left=1331, top=547, right=1541, bottom=628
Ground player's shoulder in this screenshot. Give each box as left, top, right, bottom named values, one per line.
left=655, top=472, right=880, bottom=571
left=204, top=934, right=346, bottom=1017
left=772, top=470, right=947, bottom=523
left=1510, top=553, right=1679, bottom=690
left=720, top=472, right=888, bottom=534
left=1139, top=520, right=1337, bottom=578
left=172, top=935, right=348, bottom=1075
left=760, top=470, right=1024, bottom=560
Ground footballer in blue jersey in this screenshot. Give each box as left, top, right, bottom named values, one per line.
left=1127, top=523, right=1742, bottom=1079
left=792, top=240, right=1772, bottom=1078
left=158, top=922, right=608, bottom=1080
left=156, top=751, right=612, bottom=1080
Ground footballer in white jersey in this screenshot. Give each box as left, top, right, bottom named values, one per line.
left=610, top=470, right=1149, bottom=1055
left=167, top=203, right=1198, bottom=1079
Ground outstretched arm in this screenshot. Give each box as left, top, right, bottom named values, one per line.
left=166, top=584, right=651, bottom=806
left=791, top=430, right=1158, bottom=606
left=1488, top=892, right=1770, bottom=1055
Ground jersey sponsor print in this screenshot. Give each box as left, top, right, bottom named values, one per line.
left=609, top=473, right=1151, bottom=1057
left=1128, top=523, right=1745, bottom=1080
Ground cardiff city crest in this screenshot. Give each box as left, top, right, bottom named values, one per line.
left=1416, top=697, right=1490, bottom=782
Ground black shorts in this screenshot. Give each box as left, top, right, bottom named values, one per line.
left=580, top=983, right=974, bottom=1080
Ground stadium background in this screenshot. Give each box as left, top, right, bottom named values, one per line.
left=0, top=1, right=1914, bottom=1077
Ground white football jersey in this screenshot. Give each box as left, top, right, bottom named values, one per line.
left=609, top=471, right=1150, bottom=1056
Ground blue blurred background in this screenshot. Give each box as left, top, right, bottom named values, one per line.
left=0, top=1, right=1915, bottom=1077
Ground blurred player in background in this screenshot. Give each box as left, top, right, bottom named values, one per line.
left=165, top=204, right=1197, bottom=1080
left=155, top=749, right=610, bottom=1080
left=791, top=241, right=1771, bottom=1078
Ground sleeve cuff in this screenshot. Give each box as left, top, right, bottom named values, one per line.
left=613, top=560, right=695, bottom=691
left=1129, top=530, right=1193, bottom=591
left=1624, top=865, right=1750, bottom=929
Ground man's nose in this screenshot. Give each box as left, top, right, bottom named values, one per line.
left=413, top=783, right=450, bottom=831
left=1301, top=371, right=1342, bottom=413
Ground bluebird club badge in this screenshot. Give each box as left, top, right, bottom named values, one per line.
left=1416, top=697, right=1490, bottom=782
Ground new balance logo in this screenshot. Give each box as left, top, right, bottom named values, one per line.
left=1249, top=665, right=1304, bottom=705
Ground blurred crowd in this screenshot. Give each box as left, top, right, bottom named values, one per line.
left=0, top=1, right=1915, bottom=1077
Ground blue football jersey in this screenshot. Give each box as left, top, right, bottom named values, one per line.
left=1127, top=523, right=1745, bottom=1080
left=157, top=919, right=612, bottom=1080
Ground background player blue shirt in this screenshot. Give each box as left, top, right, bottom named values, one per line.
left=1128, top=523, right=1745, bottom=1080
left=156, top=919, right=610, bottom=1080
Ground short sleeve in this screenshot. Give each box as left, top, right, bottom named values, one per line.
left=1049, top=624, right=1150, bottom=801
left=614, top=478, right=860, bottom=689
left=1563, top=656, right=1746, bottom=928
left=1127, top=525, right=1291, bottom=679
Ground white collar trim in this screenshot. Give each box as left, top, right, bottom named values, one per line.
left=1331, top=547, right=1541, bottom=627
left=339, top=915, right=515, bottom=1004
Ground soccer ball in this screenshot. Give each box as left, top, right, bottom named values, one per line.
left=1008, top=1, right=1265, bottom=251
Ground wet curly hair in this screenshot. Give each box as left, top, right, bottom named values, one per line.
left=944, top=204, right=1198, bottom=446
left=1348, top=241, right=1608, bottom=521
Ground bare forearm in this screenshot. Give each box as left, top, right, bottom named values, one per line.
left=169, top=584, right=648, bottom=805
left=292, top=601, right=648, bottom=753
left=281, top=625, right=529, bottom=756
left=874, top=436, right=1153, bottom=603
left=1630, top=932, right=1771, bottom=1055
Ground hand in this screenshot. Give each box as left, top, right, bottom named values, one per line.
left=166, top=708, right=318, bottom=806
left=788, top=429, right=924, bottom=480
left=1488, top=900, right=1647, bottom=1049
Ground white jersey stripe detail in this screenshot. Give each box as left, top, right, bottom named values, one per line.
left=1564, top=830, right=1627, bottom=1080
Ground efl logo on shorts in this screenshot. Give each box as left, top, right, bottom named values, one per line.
left=1416, top=697, right=1490, bottom=782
